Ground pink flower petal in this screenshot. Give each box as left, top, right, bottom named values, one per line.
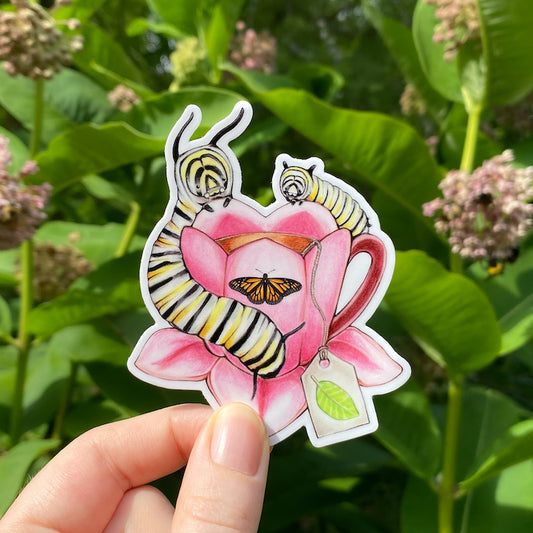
left=208, top=358, right=307, bottom=435
left=327, top=327, right=403, bottom=386
left=134, top=328, right=218, bottom=381
left=300, top=229, right=351, bottom=365
left=181, top=227, right=228, bottom=294
left=193, top=199, right=338, bottom=240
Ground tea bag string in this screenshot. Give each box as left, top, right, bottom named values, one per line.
left=302, top=240, right=330, bottom=361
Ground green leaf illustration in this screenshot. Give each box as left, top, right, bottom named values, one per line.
left=312, top=376, right=359, bottom=420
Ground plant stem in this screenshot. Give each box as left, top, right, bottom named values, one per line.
left=115, top=201, right=140, bottom=258
left=439, top=374, right=464, bottom=533
left=10, top=79, right=44, bottom=446
left=10, top=239, right=33, bottom=445
left=52, top=361, right=79, bottom=440
left=459, top=102, right=481, bottom=174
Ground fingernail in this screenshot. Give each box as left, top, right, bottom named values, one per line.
left=210, top=403, right=267, bottom=476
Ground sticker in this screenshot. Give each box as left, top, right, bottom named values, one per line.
left=127, top=101, right=410, bottom=447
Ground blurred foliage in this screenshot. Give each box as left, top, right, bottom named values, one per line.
left=0, top=0, right=532, bottom=531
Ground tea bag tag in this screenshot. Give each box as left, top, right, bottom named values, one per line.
left=301, top=348, right=370, bottom=439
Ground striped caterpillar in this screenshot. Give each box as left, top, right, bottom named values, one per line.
left=279, top=163, right=369, bottom=236
left=147, top=104, right=302, bottom=394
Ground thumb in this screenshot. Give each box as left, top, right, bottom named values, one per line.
left=173, top=402, right=270, bottom=533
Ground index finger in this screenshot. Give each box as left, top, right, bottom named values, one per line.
left=0, top=404, right=212, bottom=533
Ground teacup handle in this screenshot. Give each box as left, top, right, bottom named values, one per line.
left=329, top=234, right=387, bottom=338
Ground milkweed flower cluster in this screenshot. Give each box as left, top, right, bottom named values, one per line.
left=229, top=21, right=276, bottom=74
left=169, top=37, right=207, bottom=90
left=16, top=239, right=93, bottom=301
left=0, top=136, right=51, bottom=250
left=424, top=0, right=481, bottom=61
left=423, top=151, right=533, bottom=262
left=400, top=83, right=427, bottom=116
left=108, top=84, right=140, bottom=112
left=0, top=0, right=83, bottom=80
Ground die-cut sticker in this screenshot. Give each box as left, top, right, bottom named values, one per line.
left=128, top=101, right=410, bottom=447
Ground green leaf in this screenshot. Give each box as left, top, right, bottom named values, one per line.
left=460, top=420, right=533, bottom=491
left=150, top=0, right=198, bottom=35
left=53, top=0, right=107, bottom=22
left=29, top=123, right=165, bottom=191
left=386, top=251, right=501, bottom=374
left=204, top=0, right=245, bottom=78
left=126, top=17, right=186, bottom=40
left=478, top=0, right=533, bottom=105
left=64, top=399, right=127, bottom=439
left=73, top=22, right=145, bottom=84
left=499, top=294, right=533, bottom=354
left=0, top=70, right=74, bottom=143
left=362, top=0, right=448, bottom=119
left=374, top=381, right=441, bottom=480
left=44, top=69, right=114, bottom=124
left=312, top=377, right=359, bottom=420
left=0, top=127, right=29, bottom=174
left=233, top=69, right=446, bottom=256
left=117, top=87, right=246, bottom=138
left=0, top=439, right=60, bottom=515
left=412, top=0, right=462, bottom=102
left=27, top=253, right=143, bottom=338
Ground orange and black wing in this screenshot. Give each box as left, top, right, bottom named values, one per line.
left=265, top=278, right=302, bottom=304
left=229, top=277, right=266, bottom=304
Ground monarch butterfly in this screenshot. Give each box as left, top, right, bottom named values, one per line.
left=229, top=274, right=302, bottom=305
left=280, top=163, right=369, bottom=237
left=147, top=104, right=300, bottom=394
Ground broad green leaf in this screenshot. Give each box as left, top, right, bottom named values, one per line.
left=22, top=343, right=70, bottom=431
left=0, top=439, right=60, bottom=515
left=44, top=69, right=114, bottom=124
left=85, top=361, right=204, bottom=414
left=233, top=68, right=446, bottom=256
left=0, top=295, right=12, bottom=336
left=150, top=0, right=197, bottom=35
left=402, top=461, right=533, bottom=533
left=499, top=295, right=533, bottom=355
left=312, top=378, right=359, bottom=420
left=0, top=70, right=74, bottom=143
left=386, top=251, right=501, bottom=374
left=204, top=0, right=245, bottom=78
left=0, top=127, right=29, bottom=174
left=118, top=87, right=246, bottom=138
left=362, top=0, right=448, bottom=119
left=126, top=17, right=186, bottom=40
left=374, top=381, right=441, bottom=480
left=289, top=64, right=345, bottom=102
left=89, top=63, right=156, bottom=100
left=64, top=400, right=127, bottom=439
left=29, top=123, right=165, bottom=191
left=53, top=0, right=107, bottom=22
left=232, top=116, right=287, bottom=158
left=460, top=420, right=533, bottom=491
left=478, top=0, right=533, bottom=105
left=82, top=175, right=133, bottom=208
left=47, top=323, right=130, bottom=365
left=27, top=253, right=143, bottom=338
left=412, top=0, right=462, bottom=102
left=73, top=22, right=145, bottom=84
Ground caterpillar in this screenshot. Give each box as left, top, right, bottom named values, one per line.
left=279, top=163, right=369, bottom=237
left=147, top=104, right=302, bottom=394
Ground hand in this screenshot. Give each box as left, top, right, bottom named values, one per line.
left=0, top=403, right=270, bottom=533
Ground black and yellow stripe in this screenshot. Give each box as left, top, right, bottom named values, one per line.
left=280, top=164, right=369, bottom=236
left=147, top=106, right=298, bottom=391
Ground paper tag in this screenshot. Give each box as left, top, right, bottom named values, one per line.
left=301, top=349, right=370, bottom=439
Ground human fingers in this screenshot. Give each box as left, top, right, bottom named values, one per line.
left=102, top=486, right=174, bottom=533
left=173, top=402, right=270, bottom=533
left=0, top=404, right=212, bottom=533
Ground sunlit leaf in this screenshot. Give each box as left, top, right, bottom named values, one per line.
left=386, top=251, right=501, bottom=374
left=0, top=439, right=60, bottom=515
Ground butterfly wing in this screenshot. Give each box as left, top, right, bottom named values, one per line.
left=229, top=277, right=265, bottom=304
left=264, top=278, right=302, bottom=305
